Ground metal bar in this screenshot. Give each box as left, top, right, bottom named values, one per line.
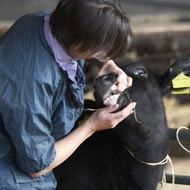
left=166, top=174, right=190, bottom=185
left=169, top=128, right=190, bottom=141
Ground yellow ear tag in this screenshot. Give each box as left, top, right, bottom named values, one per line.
left=171, top=88, right=190, bottom=94
left=171, top=71, right=190, bottom=94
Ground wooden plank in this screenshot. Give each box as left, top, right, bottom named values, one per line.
left=133, top=23, right=190, bottom=35
left=1, top=21, right=190, bottom=36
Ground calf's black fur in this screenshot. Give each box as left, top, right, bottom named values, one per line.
left=53, top=57, right=190, bottom=190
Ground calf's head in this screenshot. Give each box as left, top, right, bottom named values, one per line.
left=94, top=63, right=150, bottom=112
left=93, top=57, right=190, bottom=156
left=93, top=57, right=190, bottom=116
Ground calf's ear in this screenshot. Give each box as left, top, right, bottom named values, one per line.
left=168, top=57, right=190, bottom=79
left=157, top=57, right=190, bottom=96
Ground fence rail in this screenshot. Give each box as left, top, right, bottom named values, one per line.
left=169, top=128, right=190, bottom=141
left=166, top=128, right=190, bottom=185
left=166, top=174, right=190, bottom=185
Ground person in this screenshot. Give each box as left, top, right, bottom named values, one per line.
left=0, top=0, right=136, bottom=189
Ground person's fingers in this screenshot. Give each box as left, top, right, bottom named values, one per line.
left=90, top=102, right=136, bottom=131
left=110, top=102, right=136, bottom=119
left=121, top=102, right=136, bottom=116
left=101, top=104, right=119, bottom=113
left=97, top=60, right=114, bottom=77
left=127, top=76, right=133, bottom=87
left=113, top=76, right=133, bottom=93
left=114, top=83, right=126, bottom=93
left=109, top=102, right=136, bottom=128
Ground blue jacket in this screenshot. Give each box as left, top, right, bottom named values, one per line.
left=0, top=12, right=85, bottom=190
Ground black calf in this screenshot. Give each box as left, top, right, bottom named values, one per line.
left=54, top=57, right=190, bottom=190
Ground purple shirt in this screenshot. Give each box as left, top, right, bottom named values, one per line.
left=44, top=15, right=77, bottom=80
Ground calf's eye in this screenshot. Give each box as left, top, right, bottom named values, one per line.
left=134, top=69, right=148, bottom=79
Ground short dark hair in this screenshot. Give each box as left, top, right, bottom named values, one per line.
left=50, top=0, right=132, bottom=60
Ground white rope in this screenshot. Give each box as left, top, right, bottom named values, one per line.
left=126, top=147, right=168, bottom=166
left=84, top=108, right=102, bottom=112
left=125, top=93, right=142, bottom=124
left=176, top=126, right=190, bottom=154
left=167, top=156, right=175, bottom=190
left=125, top=147, right=175, bottom=190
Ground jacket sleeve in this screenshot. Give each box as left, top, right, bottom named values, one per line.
left=2, top=78, right=56, bottom=173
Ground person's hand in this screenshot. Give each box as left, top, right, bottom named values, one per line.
left=86, top=102, right=136, bottom=133
left=97, top=60, right=132, bottom=93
